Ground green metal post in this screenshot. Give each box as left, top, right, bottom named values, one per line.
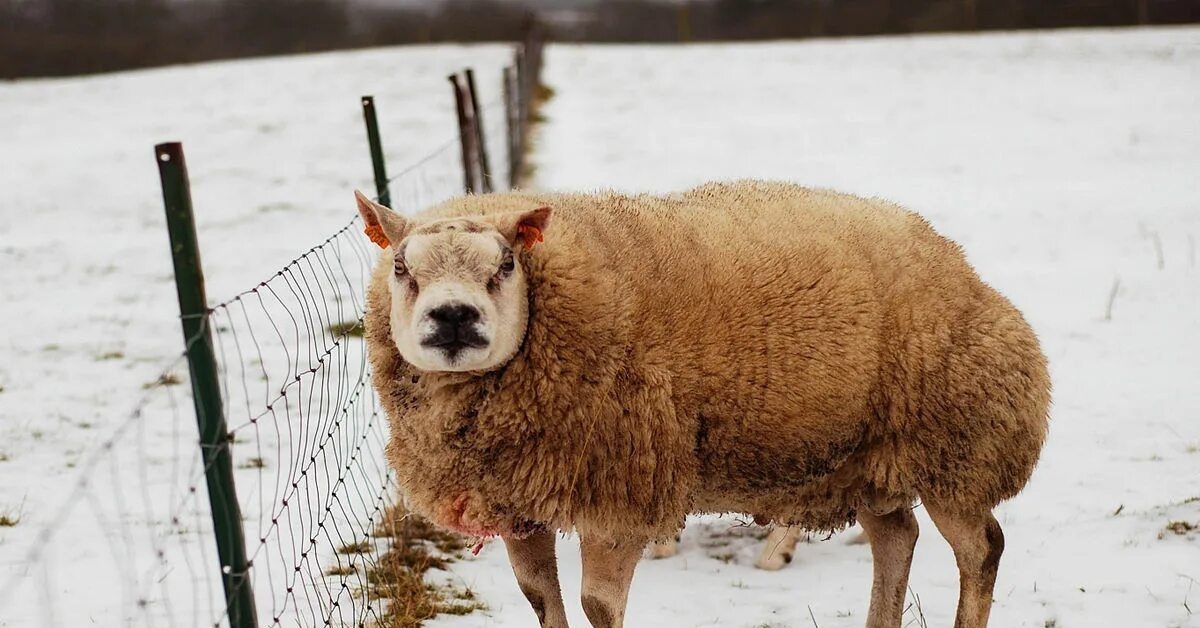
left=361, top=96, right=391, bottom=207
left=154, top=142, right=258, bottom=628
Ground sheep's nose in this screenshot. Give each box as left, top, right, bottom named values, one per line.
left=428, top=303, right=480, bottom=326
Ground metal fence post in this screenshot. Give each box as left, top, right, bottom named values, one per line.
left=449, top=73, right=479, bottom=194
left=154, top=142, right=258, bottom=628
left=502, top=65, right=520, bottom=190
left=514, top=45, right=529, bottom=132
left=361, top=96, right=391, bottom=207
left=464, top=69, right=492, bottom=193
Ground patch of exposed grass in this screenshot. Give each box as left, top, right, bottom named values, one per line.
left=143, top=372, right=182, bottom=389
left=364, top=505, right=483, bottom=628
left=0, top=503, right=23, bottom=527
left=518, top=81, right=555, bottom=186
left=324, top=564, right=356, bottom=577
left=0, top=453, right=9, bottom=462
left=238, top=457, right=265, bottom=470
left=711, top=551, right=736, bottom=564
left=95, top=350, right=125, bottom=361
left=329, top=320, right=364, bottom=338
left=1165, top=520, right=1197, bottom=535
left=338, top=541, right=372, bottom=555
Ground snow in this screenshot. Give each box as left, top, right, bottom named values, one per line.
left=1, top=25, right=1198, bottom=628
left=0, top=44, right=512, bottom=627
left=430, top=27, right=1200, bottom=628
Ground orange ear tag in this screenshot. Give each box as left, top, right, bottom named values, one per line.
left=364, top=224, right=390, bottom=249
left=516, top=224, right=543, bottom=251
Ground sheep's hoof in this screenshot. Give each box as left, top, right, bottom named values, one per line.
left=754, top=550, right=793, bottom=571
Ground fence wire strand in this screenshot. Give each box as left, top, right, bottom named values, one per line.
left=0, top=52, right=530, bottom=628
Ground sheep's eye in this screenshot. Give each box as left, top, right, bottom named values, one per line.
left=498, top=255, right=515, bottom=275
left=393, top=260, right=408, bottom=277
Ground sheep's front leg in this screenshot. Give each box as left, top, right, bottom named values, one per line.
left=579, top=535, right=645, bottom=628
left=504, top=531, right=570, bottom=628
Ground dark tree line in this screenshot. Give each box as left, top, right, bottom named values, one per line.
left=2, top=0, right=1198, bottom=79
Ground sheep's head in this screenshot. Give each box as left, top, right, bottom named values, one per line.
left=355, top=191, right=550, bottom=374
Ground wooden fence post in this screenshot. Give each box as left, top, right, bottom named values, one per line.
left=503, top=65, right=520, bottom=190
left=464, top=68, right=492, bottom=193
left=449, top=73, right=480, bottom=194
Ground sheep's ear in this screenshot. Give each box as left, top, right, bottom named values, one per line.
left=355, top=190, right=410, bottom=249
left=494, top=206, right=552, bottom=251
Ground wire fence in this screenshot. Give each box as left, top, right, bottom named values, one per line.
left=0, top=26, right=545, bottom=628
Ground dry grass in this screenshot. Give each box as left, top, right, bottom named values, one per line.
left=143, top=372, right=183, bottom=389
left=328, top=320, right=365, bottom=338
left=518, top=81, right=555, bottom=186
left=324, top=564, right=357, bottom=577
left=0, top=503, right=22, bottom=527
left=338, top=541, right=373, bottom=555
left=1166, top=520, right=1197, bottom=535
left=364, top=505, right=484, bottom=628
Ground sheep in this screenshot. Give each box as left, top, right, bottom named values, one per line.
left=355, top=180, right=1051, bottom=628
left=647, top=524, right=808, bottom=570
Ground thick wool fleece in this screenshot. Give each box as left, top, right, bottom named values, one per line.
left=365, top=181, right=1051, bottom=541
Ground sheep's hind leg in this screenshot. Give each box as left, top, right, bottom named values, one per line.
left=580, top=534, right=645, bottom=628
left=504, top=531, right=570, bottom=628
left=858, top=508, right=919, bottom=628
left=755, top=525, right=802, bottom=571
left=925, top=503, right=1004, bottom=628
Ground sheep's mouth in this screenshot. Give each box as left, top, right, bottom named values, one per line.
left=421, top=329, right=489, bottom=359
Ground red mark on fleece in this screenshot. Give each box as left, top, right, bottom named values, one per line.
left=442, top=494, right=501, bottom=538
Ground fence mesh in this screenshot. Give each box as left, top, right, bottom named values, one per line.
left=0, top=90, right=515, bottom=627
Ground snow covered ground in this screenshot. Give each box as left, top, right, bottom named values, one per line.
left=0, top=44, right=512, bottom=627
left=1, top=25, right=1198, bottom=628
left=430, top=27, right=1200, bottom=628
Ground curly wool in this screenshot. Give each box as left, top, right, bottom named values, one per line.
left=365, top=180, right=1051, bottom=540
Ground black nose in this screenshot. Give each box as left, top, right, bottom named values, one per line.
left=422, top=303, right=487, bottom=357
left=428, top=303, right=480, bottom=326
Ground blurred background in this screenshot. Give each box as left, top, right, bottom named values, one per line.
left=3, top=0, right=1200, bottom=79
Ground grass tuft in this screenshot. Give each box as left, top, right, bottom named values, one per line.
left=364, top=505, right=484, bottom=627
left=338, top=541, right=372, bottom=555
left=517, top=81, right=555, bottom=186
left=329, top=320, right=365, bottom=338
left=1165, top=520, right=1197, bottom=535
left=0, top=502, right=23, bottom=527
left=143, top=373, right=183, bottom=389
left=324, top=564, right=356, bottom=577
left=238, top=457, right=266, bottom=469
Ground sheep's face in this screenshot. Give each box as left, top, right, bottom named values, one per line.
left=356, top=191, right=550, bottom=373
